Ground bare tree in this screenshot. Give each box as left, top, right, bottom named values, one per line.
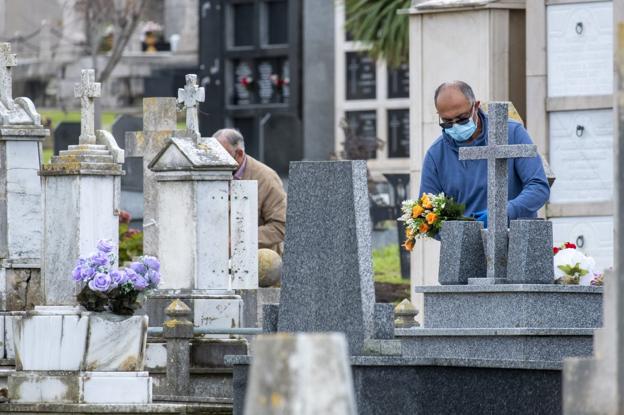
left=76, top=0, right=147, bottom=83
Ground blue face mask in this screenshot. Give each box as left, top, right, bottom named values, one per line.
left=444, top=117, right=477, bottom=142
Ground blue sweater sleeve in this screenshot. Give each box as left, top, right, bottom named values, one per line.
left=507, top=125, right=550, bottom=219
left=419, top=151, right=443, bottom=197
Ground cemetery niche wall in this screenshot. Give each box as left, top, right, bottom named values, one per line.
left=199, top=0, right=302, bottom=177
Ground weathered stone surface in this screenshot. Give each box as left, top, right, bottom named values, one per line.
left=177, top=74, right=205, bottom=137
left=394, top=299, right=419, bottom=328
left=239, top=288, right=280, bottom=328
left=258, top=248, right=281, bottom=288
left=506, top=220, right=553, bottom=284
left=438, top=221, right=486, bottom=284
left=0, top=43, right=42, bottom=126
left=277, top=161, right=375, bottom=355
left=149, top=136, right=237, bottom=172
left=373, top=303, right=394, bottom=340
left=5, top=268, right=42, bottom=311
left=459, top=102, right=538, bottom=283
left=244, top=333, right=357, bottom=415
left=73, top=69, right=101, bottom=145
left=262, top=304, right=279, bottom=333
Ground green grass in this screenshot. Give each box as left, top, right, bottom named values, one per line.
left=373, top=244, right=407, bottom=284
left=40, top=110, right=118, bottom=131
left=42, top=149, right=53, bottom=164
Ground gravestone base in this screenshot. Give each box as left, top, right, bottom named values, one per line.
left=227, top=355, right=562, bottom=415
left=415, top=284, right=602, bottom=329
left=8, top=371, right=152, bottom=404
left=467, top=278, right=508, bottom=285
left=0, top=401, right=232, bottom=414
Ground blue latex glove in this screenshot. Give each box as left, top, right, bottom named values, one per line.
left=473, top=209, right=488, bottom=229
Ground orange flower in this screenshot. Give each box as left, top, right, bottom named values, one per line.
left=425, top=212, right=438, bottom=225
left=418, top=223, right=429, bottom=233
left=420, top=193, right=433, bottom=209
left=402, top=238, right=415, bottom=252
left=412, top=205, right=424, bottom=218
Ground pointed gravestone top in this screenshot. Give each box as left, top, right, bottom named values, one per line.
left=277, top=161, right=376, bottom=355
left=177, top=74, right=205, bottom=139
left=458, top=102, right=537, bottom=283
left=74, top=69, right=101, bottom=145
left=149, top=136, right=237, bottom=172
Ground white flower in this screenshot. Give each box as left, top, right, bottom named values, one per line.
left=554, top=248, right=594, bottom=281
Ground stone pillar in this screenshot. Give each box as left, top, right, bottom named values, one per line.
left=0, top=43, right=48, bottom=311
left=163, top=299, right=193, bottom=396
left=244, top=333, right=357, bottom=415
left=40, top=69, right=123, bottom=306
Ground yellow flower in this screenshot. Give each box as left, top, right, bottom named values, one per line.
left=420, top=193, right=433, bottom=209
left=405, top=228, right=414, bottom=239
left=402, top=238, right=415, bottom=252
left=412, top=205, right=425, bottom=218
left=426, top=212, right=438, bottom=225
left=418, top=223, right=430, bottom=234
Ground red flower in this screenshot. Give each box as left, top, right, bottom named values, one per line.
left=564, top=242, right=576, bottom=249
left=241, top=76, right=253, bottom=88
left=553, top=247, right=560, bottom=255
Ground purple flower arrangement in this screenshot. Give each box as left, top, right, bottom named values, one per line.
left=73, top=239, right=161, bottom=315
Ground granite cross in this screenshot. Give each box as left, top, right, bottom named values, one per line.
left=458, top=102, right=537, bottom=283
left=125, top=97, right=177, bottom=256
left=0, top=43, right=16, bottom=110
left=74, top=69, right=101, bottom=145
left=177, top=74, right=205, bottom=138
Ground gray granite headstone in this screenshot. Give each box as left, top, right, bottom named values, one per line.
left=506, top=220, right=553, bottom=284
left=438, top=221, right=486, bottom=284
left=112, top=115, right=143, bottom=192
left=373, top=303, right=395, bottom=340
left=53, top=121, right=80, bottom=155
left=277, top=161, right=376, bottom=355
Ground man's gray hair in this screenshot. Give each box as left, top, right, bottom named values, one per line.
left=213, top=128, right=245, bottom=150
left=434, top=81, right=476, bottom=105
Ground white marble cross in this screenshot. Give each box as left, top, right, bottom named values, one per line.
left=459, top=102, right=537, bottom=283
left=74, top=69, right=101, bottom=145
left=177, top=74, right=205, bottom=138
left=0, top=43, right=17, bottom=110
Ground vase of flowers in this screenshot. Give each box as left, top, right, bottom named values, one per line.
left=553, top=242, right=603, bottom=286
left=13, top=240, right=160, bottom=372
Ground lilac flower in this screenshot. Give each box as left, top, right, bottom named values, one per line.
left=127, top=270, right=148, bottom=291
left=143, top=256, right=160, bottom=271
left=97, top=239, right=114, bottom=254
left=90, top=252, right=109, bottom=267
left=130, top=261, right=147, bottom=276
left=146, top=269, right=160, bottom=287
left=88, top=272, right=112, bottom=292
left=72, top=265, right=84, bottom=281
left=110, top=269, right=127, bottom=286
left=80, top=266, right=96, bottom=281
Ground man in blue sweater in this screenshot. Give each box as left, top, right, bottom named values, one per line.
left=419, top=81, right=550, bottom=228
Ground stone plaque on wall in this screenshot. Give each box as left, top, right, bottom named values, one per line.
left=234, top=60, right=254, bottom=105
left=346, top=110, right=378, bottom=159
left=387, top=109, right=409, bottom=158
left=346, top=52, right=376, bottom=100
left=387, top=62, right=409, bottom=99
left=549, top=109, right=612, bottom=203
left=547, top=1, right=613, bottom=97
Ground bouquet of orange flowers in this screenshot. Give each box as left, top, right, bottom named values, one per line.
left=398, top=193, right=467, bottom=251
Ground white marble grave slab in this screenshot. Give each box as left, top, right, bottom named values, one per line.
left=196, top=181, right=230, bottom=290
left=549, top=110, right=613, bottom=204
left=12, top=312, right=88, bottom=370
left=547, top=1, right=613, bottom=97
left=84, top=314, right=147, bottom=371
left=230, top=180, right=258, bottom=290
left=158, top=181, right=195, bottom=289
left=82, top=371, right=152, bottom=404
left=551, top=216, right=613, bottom=272
left=194, top=297, right=242, bottom=338
left=5, top=141, right=42, bottom=260
left=5, top=314, right=14, bottom=360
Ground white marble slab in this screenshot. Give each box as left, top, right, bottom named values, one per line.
left=158, top=181, right=195, bottom=289
left=193, top=297, right=242, bottom=339
left=549, top=109, right=613, bottom=204
left=84, top=314, right=147, bottom=371
left=547, top=1, right=613, bottom=97
left=230, top=180, right=259, bottom=290
left=5, top=314, right=15, bottom=360
left=82, top=371, right=152, bottom=404
left=144, top=342, right=167, bottom=371
left=13, top=313, right=88, bottom=370
left=196, top=181, right=230, bottom=290
left=551, top=216, right=613, bottom=272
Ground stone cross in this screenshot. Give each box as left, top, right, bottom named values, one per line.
left=125, top=97, right=177, bottom=257
left=0, top=43, right=16, bottom=109
left=177, top=74, right=204, bottom=138
left=73, top=69, right=101, bottom=145
left=459, top=102, right=537, bottom=282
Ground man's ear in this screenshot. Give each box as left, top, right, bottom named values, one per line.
left=474, top=100, right=481, bottom=111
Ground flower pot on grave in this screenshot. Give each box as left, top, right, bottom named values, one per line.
left=438, top=221, right=486, bottom=284
left=12, top=306, right=148, bottom=371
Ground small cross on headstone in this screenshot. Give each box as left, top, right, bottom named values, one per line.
left=0, top=43, right=17, bottom=110
left=177, top=74, right=205, bottom=138
left=73, top=69, right=101, bottom=145
left=459, top=102, right=538, bottom=283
